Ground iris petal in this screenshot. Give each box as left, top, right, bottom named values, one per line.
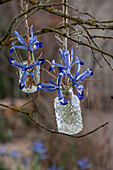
left=58, top=67, right=67, bottom=71
left=76, top=85, right=84, bottom=99
left=19, top=83, right=25, bottom=89
left=41, top=83, right=55, bottom=89
left=65, top=50, right=70, bottom=67
left=14, top=31, right=28, bottom=47
left=76, top=68, right=93, bottom=84
left=44, top=89, right=56, bottom=92
left=49, top=80, right=56, bottom=85
left=80, top=61, right=84, bottom=65
left=8, top=58, right=25, bottom=69
left=52, top=59, right=55, bottom=65
left=29, top=25, right=42, bottom=51
left=8, top=58, right=15, bottom=65
left=12, top=43, right=28, bottom=50
left=26, top=60, right=39, bottom=70
left=9, top=47, right=15, bottom=54
left=10, top=26, right=43, bottom=54
left=49, top=65, right=55, bottom=71
left=37, top=83, right=42, bottom=90
left=19, top=70, right=27, bottom=89
left=35, top=42, right=43, bottom=48
left=70, top=47, right=73, bottom=64
left=30, top=25, right=33, bottom=37
left=57, top=88, right=63, bottom=100
left=67, top=71, right=74, bottom=83
left=75, top=56, right=79, bottom=62
left=29, top=36, right=37, bottom=51
left=89, top=69, right=93, bottom=75
left=77, top=90, right=84, bottom=99
left=59, top=49, right=67, bottom=65
left=26, top=59, right=45, bottom=70
left=74, top=62, right=81, bottom=81
left=38, top=59, right=45, bottom=65
left=57, top=73, right=63, bottom=86
left=60, top=98, right=68, bottom=105
left=27, top=71, right=34, bottom=77
left=58, top=67, right=67, bottom=74
left=53, top=63, right=65, bottom=68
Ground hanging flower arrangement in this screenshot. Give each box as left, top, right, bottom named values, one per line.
left=37, top=48, right=93, bottom=134
left=7, top=0, right=93, bottom=135
left=8, top=25, right=45, bottom=93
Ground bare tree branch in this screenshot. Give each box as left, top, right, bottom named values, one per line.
left=0, top=103, right=109, bottom=139
left=0, top=0, right=12, bottom=5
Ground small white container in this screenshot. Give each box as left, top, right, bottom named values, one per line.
left=54, top=91, right=83, bottom=135
left=19, top=61, right=40, bottom=93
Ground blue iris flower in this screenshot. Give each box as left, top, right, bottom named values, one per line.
left=37, top=72, right=68, bottom=105
left=11, top=150, right=20, bottom=159
left=77, top=158, right=93, bottom=170
left=0, top=145, right=30, bottom=166
left=47, top=164, right=62, bottom=170
left=8, top=58, right=45, bottom=89
left=30, top=140, right=49, bottom=160
left=67, top=60, right=93, bottom=99
left=9, top=25, right=43, bottom=54
left=21, top=157, right=30, bottom=166
left=0, top=145, right=9, bottom=156
left=49, top=48, right=84, bottom=73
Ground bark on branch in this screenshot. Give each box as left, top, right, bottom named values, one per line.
left=0, top=0, right=12, bottom=5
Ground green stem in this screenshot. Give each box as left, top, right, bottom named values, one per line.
left=62, top=84, right=73, bottom=96
left=31, top=51, right=35, bottom=62
left=67, top=77, right=69, bottom=85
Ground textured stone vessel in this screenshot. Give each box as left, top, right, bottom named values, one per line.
left=54, top=93, right=83, bottom=135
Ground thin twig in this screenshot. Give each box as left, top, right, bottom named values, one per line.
left=83, top=34, right=103, bottom=68
left=4, top=24, right=113, bottom=61
left=41, top=67, right=57, bottom=80
left=83, top=26, right=113, bottom=70
left=0, top=103, right=109, bottom=139
left=92, top=35, right=113, bottom=39
left=34, top=27, right=113, bottom=59
left=0, top=0, right=12, bottom=5
left=0, top=2, right=64, bottom=48
left=66, top=4, right=98, bottom=21
left=19, top=99, right=34, bottom=108
left=24, top=1, right=31, bottom=65
left=27, top=114, right=109, bottom=138
left=63, top=0, right=68, bottom=50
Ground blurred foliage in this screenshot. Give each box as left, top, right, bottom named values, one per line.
left=0, top=161, right=10, bottom=170
left=31, top=156, right=41, bottom=170
left=0, top=117, right=13, bottom=143
left=21, top=113, right=33, bottom=127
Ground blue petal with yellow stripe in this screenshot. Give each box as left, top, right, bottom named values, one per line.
left=8, top=58, right=45, bottom=90
left=9, top=25, right=43, bottom=54
left=37, top=73, right=68, bottom=105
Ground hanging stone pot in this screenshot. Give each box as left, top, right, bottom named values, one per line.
left=54, top=88, right=83, bottom=135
